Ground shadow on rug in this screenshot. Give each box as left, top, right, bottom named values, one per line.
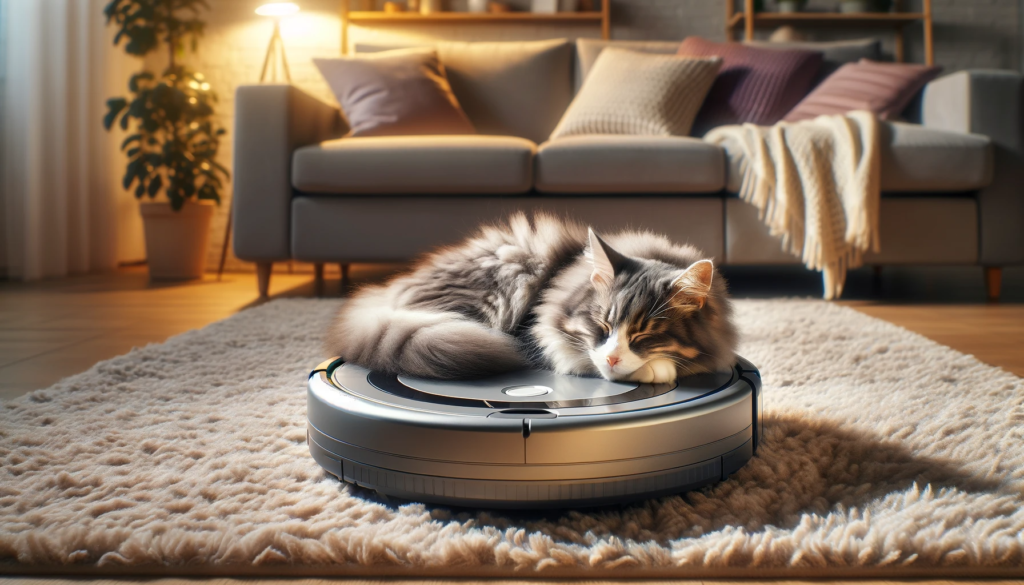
left=427, top=412, right=1005, bottom=537
left=0, top=299, right=1021, bottom=576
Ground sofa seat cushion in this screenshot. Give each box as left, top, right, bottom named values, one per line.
left=724, top=122, right=993, bottom=193
left=879, top=122, right=993, bottom=192
left=292, top=136, right=536, bottom=195
left=536, top=135, right=725, bottom=194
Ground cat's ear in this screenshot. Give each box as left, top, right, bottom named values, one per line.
left=587, top=228, right=626, bottom=289
left=672, top=260, right=715, bottom=310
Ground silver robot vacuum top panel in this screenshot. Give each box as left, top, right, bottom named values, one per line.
left=307, top=357, right=762, bottom=509
left=398, top=370, right=640, bottom=403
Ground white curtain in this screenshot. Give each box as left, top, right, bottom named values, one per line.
left=1, top=0, right=144, bottom=281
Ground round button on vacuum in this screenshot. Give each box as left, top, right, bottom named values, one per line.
left=502, top=385, right=553, bottom=397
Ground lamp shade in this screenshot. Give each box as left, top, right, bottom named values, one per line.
left=255, top=2, right=299, bottom=16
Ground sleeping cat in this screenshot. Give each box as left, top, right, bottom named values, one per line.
left=326, top=213, right=737, bottom=383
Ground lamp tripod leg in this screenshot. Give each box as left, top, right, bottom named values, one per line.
left=259, top=27, right=276, bottom=82
left=279, top=34, right=292, bottom=82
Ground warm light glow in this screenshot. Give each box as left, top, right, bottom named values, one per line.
left=255, top=2, right=299, bottom=17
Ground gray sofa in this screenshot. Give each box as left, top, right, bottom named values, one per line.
left=232, top=38, right=1023, bottom=299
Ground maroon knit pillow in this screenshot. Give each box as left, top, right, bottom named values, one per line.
left=784, top=59, right=943, bottom=122
left=677, top=37, right=823, bottom=135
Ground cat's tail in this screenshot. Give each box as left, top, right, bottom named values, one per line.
left=325, top=286, right=528, bottom=380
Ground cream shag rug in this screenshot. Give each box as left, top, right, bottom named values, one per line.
left=1, top=299, right=1022, bottom=578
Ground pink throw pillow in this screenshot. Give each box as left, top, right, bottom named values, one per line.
left=784, top=59, right=942, bottom=122
left=677, top=36, right=823, bottom=134
left=314, top=48, right=475, bottom=137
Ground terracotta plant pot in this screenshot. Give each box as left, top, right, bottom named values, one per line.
left=140, top=201, right=215, bottom=280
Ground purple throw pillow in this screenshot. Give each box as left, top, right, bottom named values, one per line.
left=784, top=59, right=943, bottom=122
left=314, top=48, right=475, bottom=138
left=677, top=37, right=823, bottom=135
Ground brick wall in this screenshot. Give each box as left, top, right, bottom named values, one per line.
left=180, top=0, right=1019, bottom=272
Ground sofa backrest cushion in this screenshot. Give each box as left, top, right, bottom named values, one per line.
left=437, top=39, right=574, bottom=144
left=744, top=38, right=883, bottom=84
left=574, top=39, right=681, bottom=92
left=357, top=39, right=573, bottom=143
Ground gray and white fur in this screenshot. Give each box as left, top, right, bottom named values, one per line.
left=326, top=213, right=737, bottom=382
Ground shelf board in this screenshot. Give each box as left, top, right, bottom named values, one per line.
left=728, top=11, right=926, bottom=28
left=348, top=10, right=604, bottom=22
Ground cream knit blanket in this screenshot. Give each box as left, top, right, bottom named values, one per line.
left=706, top=111, right=882, bottom=299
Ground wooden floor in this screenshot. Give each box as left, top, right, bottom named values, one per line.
left=0, top=265, right=1020, bottom=583
left=840, top=302, right=1024, bottom=376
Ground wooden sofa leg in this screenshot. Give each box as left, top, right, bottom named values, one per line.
left=314, top=263, right=325, bottom=297
left=985, top=267, right=1002, bottom=302
left=256, top=262, right=272, bottom=299
left=340, top=263, right=350, bottom=291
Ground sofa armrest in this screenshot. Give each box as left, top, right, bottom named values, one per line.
left=232, top=85, right=344, bottom=261
left=922, top=70, right=1024, bottom=265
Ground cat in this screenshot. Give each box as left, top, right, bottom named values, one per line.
left=326, top=213, right=737, bottom=383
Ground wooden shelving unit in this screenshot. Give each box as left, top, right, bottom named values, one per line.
left=348, top=11, right=604, bottom=22
left=724, top=0, right=933, bottom=65
left=341, top=1, right=611, bottom=54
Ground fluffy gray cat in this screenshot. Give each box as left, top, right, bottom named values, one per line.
left=326, top=213, right=737, bottom=383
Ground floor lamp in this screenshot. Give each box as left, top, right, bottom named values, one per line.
left=218, top=2, right=300, bottom=280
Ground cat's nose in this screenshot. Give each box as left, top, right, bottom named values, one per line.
left=606, top=355, right=621, bottom=368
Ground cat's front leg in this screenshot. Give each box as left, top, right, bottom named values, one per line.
left=628, top=358, right=677, bottom=384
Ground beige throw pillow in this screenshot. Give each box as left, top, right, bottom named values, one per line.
left=314, top=48, right=474, bottom=138
left=550, top=48, right=721, bottom=140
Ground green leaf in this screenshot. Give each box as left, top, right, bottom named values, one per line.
left=198, top=184, right=221, bottom=204
left=124, top=27, right=157, bottom=56
left=103, top=98, right=128, bottom=130
left=211, top=160, right=230, bottom=177
left=147, top=174, right=163, bottom=197
left=121, top=133, right=142, bottom=149
left=128, top=71, right=154, bottom=92
left=167, top=186, right=184, bottom=211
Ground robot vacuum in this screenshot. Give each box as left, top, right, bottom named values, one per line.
left=307, top=357, right=762, bottom=509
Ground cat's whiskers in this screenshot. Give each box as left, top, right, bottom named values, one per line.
left=658, top=354, right=699, bottom=376
left=645, top=294, right=679, bottom=322
left=556, top=330, right=592, bottom=353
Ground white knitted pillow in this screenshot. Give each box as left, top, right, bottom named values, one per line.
left=550, top=48, right=722, bottom=140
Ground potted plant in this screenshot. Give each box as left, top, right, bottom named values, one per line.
left=102, top=0, right=229, bottom=280
left=777, top=0, right=806, bottom=13
left=839, top=0, right=883, bottom=13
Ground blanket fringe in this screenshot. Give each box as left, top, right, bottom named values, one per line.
left=708, top=112, right=882, bottom=300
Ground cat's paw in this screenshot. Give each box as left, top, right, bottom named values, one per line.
left=629, top=359, right=677, bottom=384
